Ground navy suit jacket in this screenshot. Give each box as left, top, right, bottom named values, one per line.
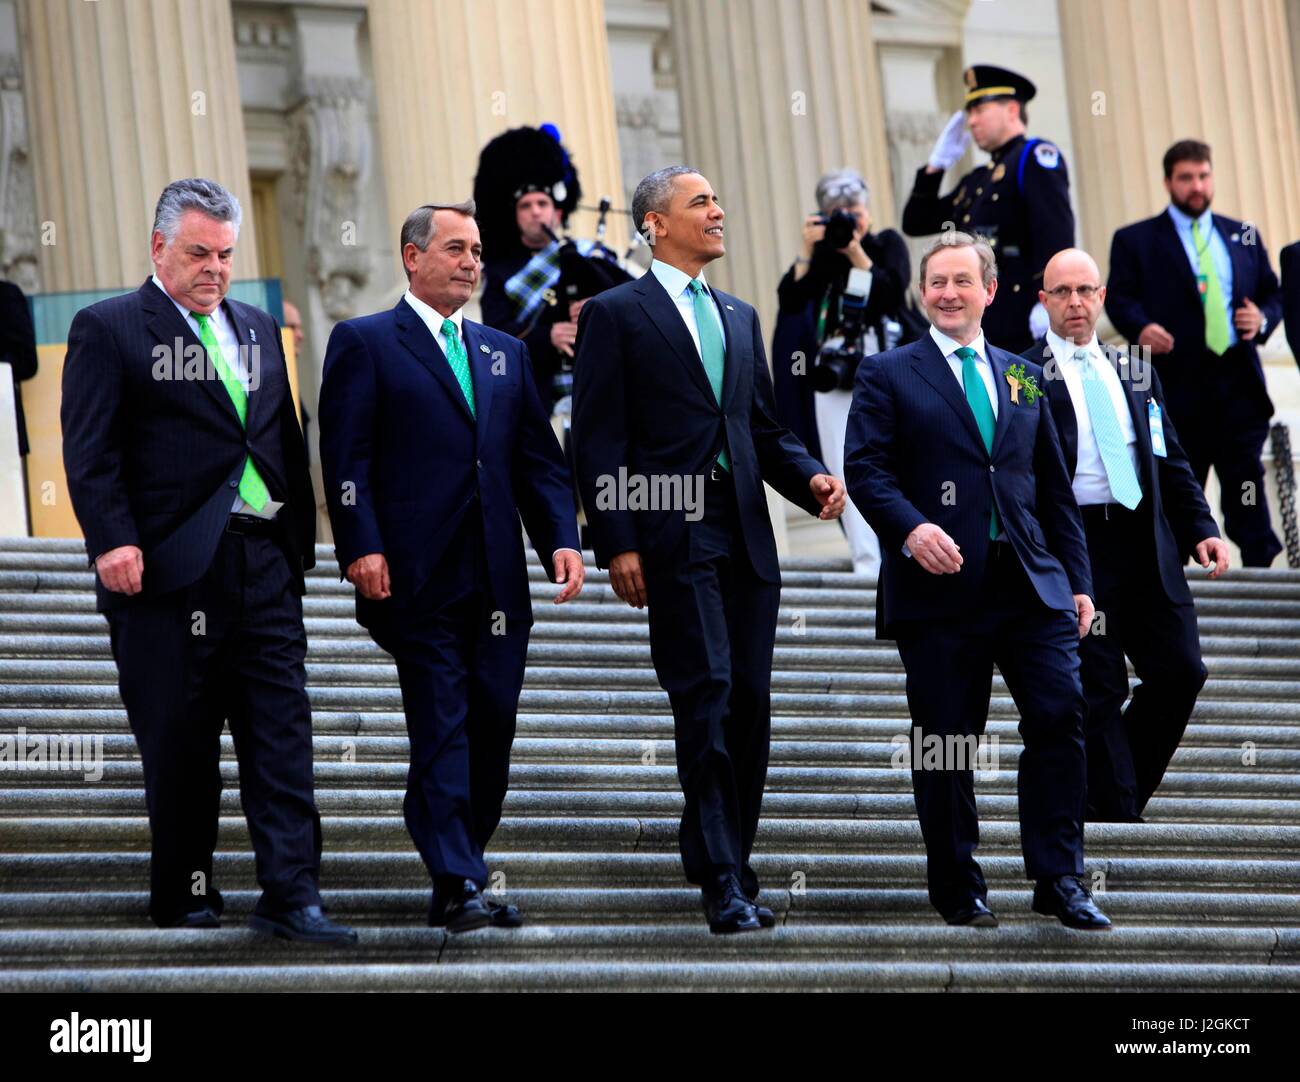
left=571, top=270, right=825, bottom=582
left=844, top=332, right=1091, bottom=638
left=61, top=279, right=315, bottom=613
left=318, top=297, right=579, bottom=626
left=1280, top=239, right=1300, bottom=366
left=1023, top=337, right=1219, bottom=605
left=1106, top=210, right=1282, bottom=419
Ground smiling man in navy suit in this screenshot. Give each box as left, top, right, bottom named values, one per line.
left=845, top=231, right=1110, bottom=930
left=319, top=201, right=584, bottom=933
left=1106, top=139, right=1284, bottom=567
left=572, top=166, right=846, bottom=935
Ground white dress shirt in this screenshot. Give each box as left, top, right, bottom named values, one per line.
left=929, top=324, right=998, bottom=419
left=151, top=275, right=275, bottom=518
left=400, top=290, right=580, bottom=565
left=1045, top=329, right=1140, bottom=507
left=649, top=258, right=727, bottom=359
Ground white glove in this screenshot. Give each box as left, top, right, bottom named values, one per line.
left=1029, top=301, right=1050, bottom=339
left=927, top=110, right=971, bottom=172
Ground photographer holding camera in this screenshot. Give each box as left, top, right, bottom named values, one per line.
left=772, top=169, right=912, bottom=576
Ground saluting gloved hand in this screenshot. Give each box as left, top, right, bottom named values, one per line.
left=927, top=110, right=971, bottom=172
left=1029, top=301, right=1050, bottom=340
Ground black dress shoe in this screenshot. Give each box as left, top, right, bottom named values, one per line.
left=484, top=897, right=524, bottom=928
left=701, top=873, right=762, bottom=935
left=752, top=903, right=776, bottom=928
left=1032, top=875, right=1113, bottom=930
left=945, top=897, right=999, bottom=927
left=160, top=906, right=221, bottom=929
left=428, top=879, right=492, bottom=933
left=248, top=905, right=359, bottom=945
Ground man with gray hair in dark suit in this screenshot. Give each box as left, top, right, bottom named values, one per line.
left=61, top=177, right=354, bottom=944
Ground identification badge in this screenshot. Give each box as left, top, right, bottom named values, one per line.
left=1148, top=399, right=1167, bottom=457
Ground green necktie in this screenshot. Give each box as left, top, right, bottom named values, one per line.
left=441, top=318, right=476, bottom=417
left=687, top=279, right=728, bottom=471
left=194, top=313, right=269, bottom=513
left=1192, top=219, right=1231, bottom=355
left=956, top=346, right=999, bottom=540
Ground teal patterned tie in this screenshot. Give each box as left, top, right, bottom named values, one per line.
left=956, top=346, right=999, bottom=540
left=441, top=317, right=475, bottom=417
left=1077, top=349, right=1142, bottom=509
left=687, top=279, right=729, bottom=471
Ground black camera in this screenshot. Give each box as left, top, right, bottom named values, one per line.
left=811, top=291, right=868, bottom=392
left=816, top=208, right=857, bottom=250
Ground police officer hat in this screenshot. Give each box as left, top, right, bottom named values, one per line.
left=473, top=124, right=582, bottom=258
left=962, top=65, right=1036, bottom=108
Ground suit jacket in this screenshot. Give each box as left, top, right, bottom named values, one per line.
left=61, top=279, right=315, bottom=613
left=571, top=270, right=825, bottom=582
left=318, top=298, right=579, bottom=626
left=1023, top=336, right=1219, bottom=605
left=1280, top=239, right=1300, bottom=366
left=0, top=280, right=38, bottom=456
left=1106, top=210, right=1282, bottom=420
left=843, top=332, right=1092, bottom=638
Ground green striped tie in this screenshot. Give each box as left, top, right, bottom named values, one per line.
left=441, top=318, right=476, bottom=416
left=687, top=279, right=729, bottom=471
left=194, top=313, right=269, bottom=513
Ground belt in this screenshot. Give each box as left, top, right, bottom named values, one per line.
left=1079, top=503, right=1136, bottom=525
left=225, top=512, right=278, bottom=536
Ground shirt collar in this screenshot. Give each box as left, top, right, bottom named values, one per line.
left=1046, top=327, right=1101, bottom=363
left=929, top=324, right=987, bottom=362
left=650, top=258, right=708, bottom=300
left=1167, top=202, right=1213, bottom=236
left=404, top=289, right=462, bottom=335
left=151, top=273, right=225, bottom=328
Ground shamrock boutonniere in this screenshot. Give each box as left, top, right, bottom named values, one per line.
left=1003, top=363, right=1043, bottom=405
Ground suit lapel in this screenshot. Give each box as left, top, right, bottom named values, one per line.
left=394, top=298, right=475, bottom=426
left=713, top=287, right=742, bottom=409
left=909, top=334, right=986, bottom=453
left=1039, top=342, right=1078, bottom=477
left=1107, top=343, right=1155, bottom=491
left=140, top=280, right=243, bottom=430
left=462, top=319, right=495, bottom=452
left=634, top=273, right=719, bottom=405
left=225, top=299, right=262, bottom=431
left=1157, top=210, right=1201, bottom=302
left=1214, top=214, right=1246, bottom=307
left=988, top=346, right=1014, bottom=459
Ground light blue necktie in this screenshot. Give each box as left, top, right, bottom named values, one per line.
left=687, top=279, right=729, bottom=471
left=1077, top=349, right=1142, bottom=509
left=956, top=346, right=999, bottom=540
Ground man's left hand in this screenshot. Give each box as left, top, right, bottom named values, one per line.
left=1074, top=593, right=1095, bottom=639
left=811, top=474, right=847, bottom=520
left=553, top=549, right=586, bottom=603
left=1234, top=297, right=1263, bottom=339
left=1194, top=536, right=1230, bottom=579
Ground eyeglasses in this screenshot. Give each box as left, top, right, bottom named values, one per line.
left=1046, top=285, right=1100, bottom=300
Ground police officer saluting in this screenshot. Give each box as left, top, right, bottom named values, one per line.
left=903, top=65, right=1074, bottom=353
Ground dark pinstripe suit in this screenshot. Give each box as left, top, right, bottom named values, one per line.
left=844, top=331, right=1094, bottom=917
left=61, top=278, right=323, bottom=926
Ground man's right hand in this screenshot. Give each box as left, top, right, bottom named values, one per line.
left=905, top=523, right=963, bottom=574
left=347, top=553, right=391, bottom=600
left=550, top=320, right=579, bottom=357
left=608, top=550, right=647, bottom=609
left=1137, top=322, right=1175, bottom=354
left=927, top=109, right=970, bottom=173
left=95, top=545, right=144, bottom=595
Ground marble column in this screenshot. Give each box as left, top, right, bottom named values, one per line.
left=366, top=0, right=627, bottom=281
left=17, top=0, right=259, bottom=291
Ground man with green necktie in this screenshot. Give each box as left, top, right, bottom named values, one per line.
left=61, top=178, right=354, bottom=943
left=1106, top=139, right=1285, bottom=567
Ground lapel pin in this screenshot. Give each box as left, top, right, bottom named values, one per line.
left=725, top=304, right=735, bottom=310
left=249, top=327, right=257, bottom=342
left=479, top=344, right=490, bottom=353
left=1231, top=233, right=1240, bottom=243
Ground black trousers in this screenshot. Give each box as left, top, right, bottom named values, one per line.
left=1078, top=504, right=1207, bottom=819
left=1173, top=350, right=1282, bottom=567
left=643, top=473, right=781, bottom=896
left=366, top=512, right=528, bottom=891
left=894, top=543, right=1086, bottom=918
left=106, top=530, right=322, bottom=926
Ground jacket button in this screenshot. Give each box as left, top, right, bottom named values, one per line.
left=476, top=459, right=484, bottom=469
left=229, top=480, right=238, bottom=488
left=989, top=465, right=996, bottom=473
